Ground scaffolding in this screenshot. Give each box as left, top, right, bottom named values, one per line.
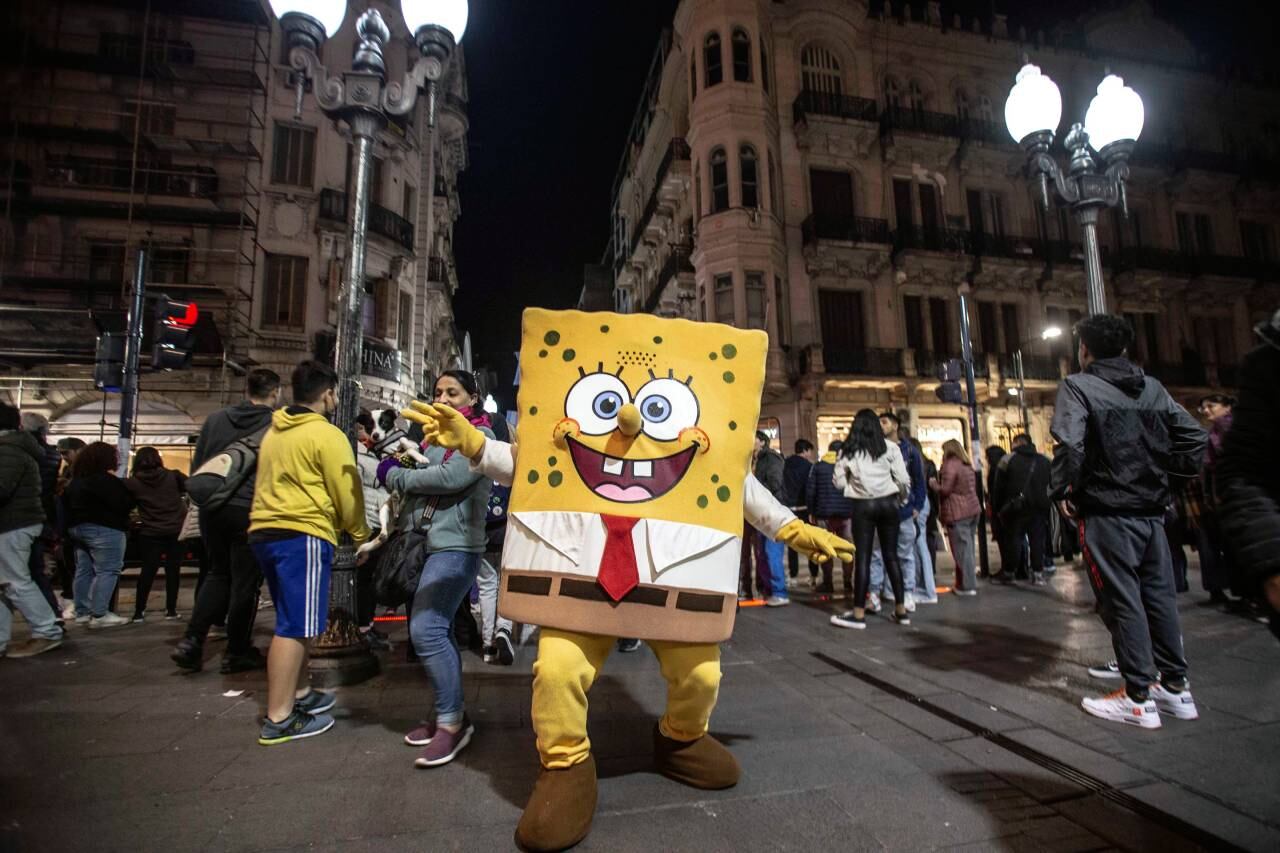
left=0, top=0, right=269, bottom=368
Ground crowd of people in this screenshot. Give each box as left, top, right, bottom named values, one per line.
left=3, top=310, right=1278, bottom=750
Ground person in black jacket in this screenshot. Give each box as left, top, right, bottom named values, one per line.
left=20, top=412, right=63, bottom=616
left=125, top=447, right=188, bottom=622
left=782, top=439, right=818, bottom=586
left=1215, top=309, right=1280, bottom=642
left=66, top=441, right=136, bottom=628
left=992, top=434, right=1052, bottom=585
left=172, top=368, right=281, bottom=673
left=805, top=440, right=855, bottom=595
left=1050, top=314, right=1207, bottom=729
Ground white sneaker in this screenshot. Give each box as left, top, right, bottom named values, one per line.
left=904, top=592, right=917, bottom=613
left=1081, top=689, right=1162, bottom=729
left=88, top=612, right=130, bottom=630
left=1087, top=660, right=1122, bottom=679
left=866, top=592, right=882, bottom=614
left=1150, top=683, right=1199, bottom=720
left=954, top=588, right=977, bottom=597
left=74, top=615, right=90, bottom=626
left=765, top=595, right=791, bottom=607
left=61, top=601, right=77, bottom=620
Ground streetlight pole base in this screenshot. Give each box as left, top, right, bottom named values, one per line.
left=308, top=542, right=380, bottom=687
left=309, top=642, right=381, bottom=688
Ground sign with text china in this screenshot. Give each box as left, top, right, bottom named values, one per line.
left=313, top=332, right=403, bottom=383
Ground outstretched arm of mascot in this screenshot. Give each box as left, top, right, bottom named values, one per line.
left=402, top=401, right=516, bottom=485
left=743, top=475, right=854, bottom=564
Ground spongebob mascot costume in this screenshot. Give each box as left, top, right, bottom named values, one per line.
left=404, top=309, right=852, bottom=851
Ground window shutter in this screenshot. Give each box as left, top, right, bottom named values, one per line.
left=327, top=258, right=342, bottom=317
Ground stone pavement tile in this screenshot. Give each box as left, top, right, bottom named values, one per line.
left=943, top=738, right=1089, bottom=804
left=924, top=693, right=1036, bottom=734
left=881, top=731, right=981, bottom=775
left=1053, top=793, right=1209, bottom=853
left=582, top=789, right=884, bottom=853
left=826, top=777, right=1016, bottom=849
left=203, top=777, right=401, bottom=853
left=1003, top=728, right=1153, bottom=788
left=730, top=731, right=925, bottom=796
left=1122, top=782, right=1280, bottom=852
left=858, top=695, right=973, bottom=742
left=1193, top=679, right=1280, bottom=725
left=2, top=785, right=251, bottom=853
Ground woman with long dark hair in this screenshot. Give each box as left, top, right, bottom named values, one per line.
left=938, top=440, right=981, bottom=595
left=125, top=446, right=187, bottom=621
left=377, top=369, right=494, bottom=768
left=830, top=409, right=911, bottom=629
left=985, top=445, right=1009, bottom=579
left=66, top=442, right=136, bottom=628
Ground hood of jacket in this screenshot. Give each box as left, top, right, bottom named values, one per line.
left=224, top=401, right=275, bottom=431
left=272, top=406, right=328, bottom=431
left=0, top=429, right=42, bottom=461
left=1085, top=357, right=1146, bottom=398
left=820, top=451, right=838, bottom=463
left=130, top=467, right=173, bottom=486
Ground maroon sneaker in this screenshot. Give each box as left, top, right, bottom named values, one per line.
left=404, top=721, right=437, bottom=747
left=414, top=716, right=473, bottom=768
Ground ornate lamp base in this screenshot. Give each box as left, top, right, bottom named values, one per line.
left=309, top=542, right=381, bottom=687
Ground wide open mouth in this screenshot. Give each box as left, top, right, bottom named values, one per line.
left=566, top=436, right=697, bottom=503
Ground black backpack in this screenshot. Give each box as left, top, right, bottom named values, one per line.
left=186, top=427, right=268, bottom=512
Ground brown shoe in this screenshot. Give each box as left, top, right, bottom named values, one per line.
left=515, top=754, right=597, bottom=852
left=7, top=637, right=64, bottom=658
left=652, top=724, right=740, bottom=789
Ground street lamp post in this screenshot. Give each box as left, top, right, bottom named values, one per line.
left=1004, top=62, right=1145, bottom=317
left=1011, top=326, right=1062, bottom=435
left=269, top=0, right=468, bottom=685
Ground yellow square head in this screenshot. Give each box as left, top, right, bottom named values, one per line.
left=513, top=308, right=767, bottom=536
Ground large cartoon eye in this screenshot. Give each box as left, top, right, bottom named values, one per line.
left=565, top=372, right=632, bottom=435
left=634, top=378, right=699, bottom=442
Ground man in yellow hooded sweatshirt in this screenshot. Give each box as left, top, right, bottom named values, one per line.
left=249, top=360, right=370, bottom=745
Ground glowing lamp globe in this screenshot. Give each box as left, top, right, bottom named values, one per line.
left=1084, top=74, right=1144, bottom=152
left=1041, top=326, right=1063, bottom=341
left=268, top=0, right=349, bottom=36
left=401, top=0, right=469, bottom=42
left=1005, top=63, right=1063, bottom=144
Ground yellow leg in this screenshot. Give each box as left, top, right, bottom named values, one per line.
left=646, top=640, right=722, bottom=742
left=531, top=628, right=615, bottom=770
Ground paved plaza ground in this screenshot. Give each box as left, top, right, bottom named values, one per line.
left=2, top=553, right=1278, bottom=852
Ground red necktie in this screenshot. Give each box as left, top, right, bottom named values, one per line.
left=597, top=515, right=640, bottom=601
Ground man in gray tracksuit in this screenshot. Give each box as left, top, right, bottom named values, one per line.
left=1051, top=314, right=1207, bottom=729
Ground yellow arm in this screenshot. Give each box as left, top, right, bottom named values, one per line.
left=775, top=518, right=855, bottom=565
left=399, top=401, right=487, bottom=461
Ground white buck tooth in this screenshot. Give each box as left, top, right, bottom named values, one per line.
left=602, top=457, right=624, bottom=475
left=633, top=460, right=653, bottom=478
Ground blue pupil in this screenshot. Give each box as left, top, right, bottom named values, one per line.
left=593, top=391, right=622, bottom=420
left=642, top=396, right=671, bottom=423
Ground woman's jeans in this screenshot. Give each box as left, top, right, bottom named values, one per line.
left=475, top=554, right=512, bottom=646
left=410, top=550, right=481, bottom=726
left=134, top=534, right=182, bottom=616
left=71, top=524, right=127, bottom=618
left=0, top=524, right=63, bottom=651
left=947, top=517, right=979, bottom=591
left=851, top=497, right=904, bottom=609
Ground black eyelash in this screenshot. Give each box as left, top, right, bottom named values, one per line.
left=685, top=375, right=694, bottom=386
left=578, top=366, right=587, bottom=378
left=615, top=365, right=624, bottom=377
left=648, top=368, right=657, bottom=380
left=668, top=368, right=675, bottom=379
left=597, top=361, right=604, bottom=373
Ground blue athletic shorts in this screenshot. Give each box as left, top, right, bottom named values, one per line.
left=251, top=535, right=333, bottom=639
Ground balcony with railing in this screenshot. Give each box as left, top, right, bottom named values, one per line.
left=642, top=244, right=695, bottom=315
left=792, top=90, right=879, bottom=125
left=881, top=107, right=960, bottom=139
left=427, top=256, right=449, bottom=283
left=1002, top=354, right=1062, bottom=382
left=892, top=225, right=972, bottom=254
left=319, top=189, right=415, bottom=252
left=1113, top=246, right=1280, bottom=281
left=628, top=138, right=691, bottom=258
left=802, top=214, right=892, bottom=246
left=40, top=157, right=220, bottom=199
left=823, top=347, right=904, bottom=376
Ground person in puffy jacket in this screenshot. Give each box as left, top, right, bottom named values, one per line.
left=1050, top=314, right=1207, bottom=730
left=125, top=447, right=187, bottom=621
left=66, top=441, right=136, bottom=627
left=937, top=440, right=981, bottom=595
left=1216, top=308, right=1280, bottom=642
left=806, top=440, right=855, bottom=595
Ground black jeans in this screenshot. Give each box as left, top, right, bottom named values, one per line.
left=1080, top=515, right=1188, bottom=699
left=356, top=527, right=381, bottom=627
left=851, top=497, right=903, bottom=608
left=134, top=534, right=182, bottom=617
left=186, top=505, right=261, bottom=656
left=1003, top=509, right=1047, bottom=579
left=28, top=534, right=61, bottom=613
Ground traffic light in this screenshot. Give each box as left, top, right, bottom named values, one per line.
left=94, top=332, right=125, bottom=392
left=935, top=358, right=963, bottom=404
left=152, top=296, right=198, bottom=370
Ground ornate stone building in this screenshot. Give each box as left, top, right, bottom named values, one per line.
left=609, top=0, right=1280, bottom=464
left=0, top=0, right=468, bottom=465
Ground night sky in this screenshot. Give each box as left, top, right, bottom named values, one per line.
left=450, top=0, right=1273, bottom=406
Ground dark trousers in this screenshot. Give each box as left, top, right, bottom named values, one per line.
left=356, top=528, right=381, bottom=627
left=1003, top=509, right=1047, bottom=579
left=28, top=535, right=61, bottom=614
left=851, top=497, right=903, bottom=608
left=787, top=545, right=818, bottom=580
left=57, top=537, right=76, bottom=600
left=1163, top=517, right=1189, bottom=593
left=1197, top=515, right=1235, bottom=595
left=134, top=534, right=182, bottom=617
left=739, top=525, right=771, bottom=598
left=186, top=505, right=261, bottom=656
left=1080, top=515, right=1188, bottom=697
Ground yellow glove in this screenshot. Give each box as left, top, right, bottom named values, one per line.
left=399, top=401, right=487, bottom=461
left=775, top=518, right=854, bottom=565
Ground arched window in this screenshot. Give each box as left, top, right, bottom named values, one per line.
left=760, top=37, right=770, bottom=92
left=732, top=29, right=751, bottom=82
left=955, top=89, right=971, bottom=120
left=740, top=144, right=759, bottom=209
left=690, top=55, right=697, bottom=102
left=704, top=33, right=723, bottom=87
left=801, top=45, right=841, bottom=96
left=978, top=94, right=993, bottom=123
left=710, top=147, right=729, bottom=213
left=883, top=76, right=902, bottom=111
left=909, top=79, right=927, bottom=112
